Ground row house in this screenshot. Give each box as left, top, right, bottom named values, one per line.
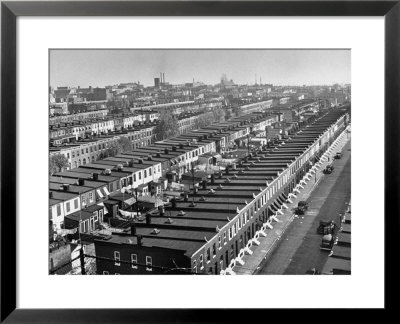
left=50, top=177, right=110, bottom=204
left=49, top=191, right=81, bottom=231
left=84, top=157, right=163, bottom=191
left=52, top=108, right=108, bottom=123
left=49, top=182, right=97, bottom=210
left=64, top=204, right=105, bottom=234
left=190, top=110, right=349, bottom=274
left=92, top=107, right=349, bottom=275
left=49, top=126, right=75, bottom=145
left=50, top=127, right=155, bottom=171
left=53, top=169, right=120, bottom=197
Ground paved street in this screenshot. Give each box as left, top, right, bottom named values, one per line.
left=258, top=138, right=351, bottom=274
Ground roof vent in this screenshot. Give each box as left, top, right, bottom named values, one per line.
left=165, top=218, right=174, bottom=224
left=104, top=169, right=111, bottom=175
left=151, top=228, right=160, bottom=235
left=177, top=210, right=186, bottom=216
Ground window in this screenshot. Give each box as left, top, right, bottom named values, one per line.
left=229, top=228, right=232, bottom=240
left=114, top=251, right=120, bottom=266
left=144, top=170, right=147, bottom=178
left=149, top=168, right=152, bottom=176
left=131, top=254, right=138, bottom=269
left=66, top=202, right=70, bottom=213
left=223, top=232, right=227, bottom=244
left=146, top=256, right=152, bottom=271
left=218, top=236, right=222, bottom=249
left=199, top=254, right=204, bottom=269
left=103, top=271, right=109, bottom=275
left=81, top=196, right=86, bottom=206
left=56, top=204, right=61, bottom=216
left=206, top=248, right=211, bottom=262
left=212, top=243, right=216, bottom=257
left=138, top=172, right=141, bottom=180
left=89, top=192, right=93, bottom=202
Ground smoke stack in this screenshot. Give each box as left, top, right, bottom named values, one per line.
left=163, top=73, right=165, bottom=84
left=160, top=72, right=162, bottom=84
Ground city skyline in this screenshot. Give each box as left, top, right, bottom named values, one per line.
left=50, top=49, right=351, bottom=88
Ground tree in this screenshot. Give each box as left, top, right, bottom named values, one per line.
left=101, top=137, right=133, bottom=158
left=212, top=107, right=226, bottom=123
left=104, top=142, right=120, bottom=158
left=153, top=110, right=180, bottom=140
left=117, top=137, right=133, bottom=153
left=49, top=154, right=69, bottom=175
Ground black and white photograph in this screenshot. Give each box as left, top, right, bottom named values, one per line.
left=48, top=49, right=351, bottom=276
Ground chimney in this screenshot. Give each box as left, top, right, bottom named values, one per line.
left=171, top=198, right=177, bottom=209
left=137, top=234, right=142, bottom=248
left=164, top=148, right=169, bottom=154
left=172, top=146, right=177, bottom=151
left=92, top=173, right=98, bottom=180
left=179, top=143, right=184, bottom=149
left=138, top=158, right=143, bottom=164
left=131, top=224, right=136, bottom=236
left=146, top=213, right=151, bottom=225
left=62, top=184, right=70, bottom=191
left=49, top=192, right=53, bottom=198
left=78, top=178, right=85, bottom=186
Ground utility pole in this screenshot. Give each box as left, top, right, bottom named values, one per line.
left=265, top=125, right=268, bottom=149
left=247, top=134, right=250, bottom=156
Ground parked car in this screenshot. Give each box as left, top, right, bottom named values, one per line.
left=317, top=220, right=336, bottom=235
left=295, top=200, right=309, bottom=215
left=320, top=234, right=335, bottom=251
left=323, top=164, right=334, bottom=174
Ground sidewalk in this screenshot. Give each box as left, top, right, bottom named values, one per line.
left=234, top=127, right=351, bottom=275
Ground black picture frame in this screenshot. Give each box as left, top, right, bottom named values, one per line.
left=1, top=0, right=398, bottom=322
